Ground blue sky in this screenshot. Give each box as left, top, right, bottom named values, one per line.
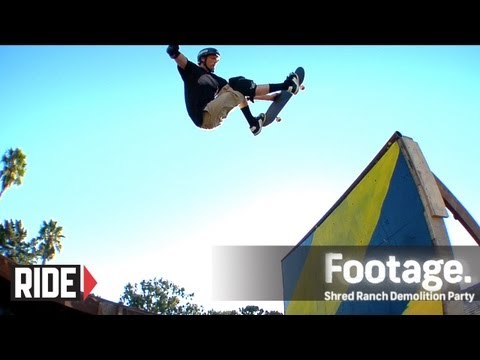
left=1, top=45, right=479, bottom=312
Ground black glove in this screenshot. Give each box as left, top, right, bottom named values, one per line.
left=166, top=45, right=180, bottom=59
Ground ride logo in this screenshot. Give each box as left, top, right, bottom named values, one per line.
left=11, top=265, right=97, bottom=301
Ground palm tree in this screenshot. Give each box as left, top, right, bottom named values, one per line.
left=0, top=219, right=39, bottom=264
left=38, top=220, right=65, bottom=265
left=0, top=148, right=27, bottom=199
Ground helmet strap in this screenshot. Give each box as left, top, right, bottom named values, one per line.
left=200, top=57, right=214, bottom=73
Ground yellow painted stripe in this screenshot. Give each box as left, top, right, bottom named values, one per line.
left=402, top=300, right=443, bottom=315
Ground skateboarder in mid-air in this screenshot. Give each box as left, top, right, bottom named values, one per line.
left=166, top=45, right=301, bottom=136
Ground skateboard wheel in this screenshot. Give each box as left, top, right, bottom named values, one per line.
left=276, top=117, right=282, bottom=122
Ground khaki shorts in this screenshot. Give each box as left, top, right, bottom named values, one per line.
left=202, top=85, right=246, bottom=129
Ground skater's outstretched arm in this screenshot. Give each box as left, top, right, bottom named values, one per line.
left=166, top=45, right=188, bottom=69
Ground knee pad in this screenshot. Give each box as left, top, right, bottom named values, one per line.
left=228, top=76, right=257, bottom=99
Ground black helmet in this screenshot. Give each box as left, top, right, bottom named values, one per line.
left=197, top=47, right=220, bottom=63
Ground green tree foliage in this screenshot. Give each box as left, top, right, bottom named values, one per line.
left=120, top=277, right=284, bottom=315
left=0, top=148, right=26, bottom=199
left=0, top=220, right=38, bottom=264
left=207, top=309, right=239, bottom=315
left=38, top=220, right=65, bottom=265
left=240, top=305, right=265, bottom=315
left=120, top=277, right=205, bottom=315
left=263, top=309, right=283, bottom=315
left=204, top=305, right=283, bottom=315
left=0, top=219, right=66, bottom=265
left=0, top=148, right=66, bottom=265
left=238, top=305, right=282, bottom=315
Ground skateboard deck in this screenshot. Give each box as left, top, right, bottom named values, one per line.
left=263, top=67, right=305, bottom=127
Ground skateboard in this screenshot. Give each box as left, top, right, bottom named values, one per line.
left=263, top=67, right=305, bottom=127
